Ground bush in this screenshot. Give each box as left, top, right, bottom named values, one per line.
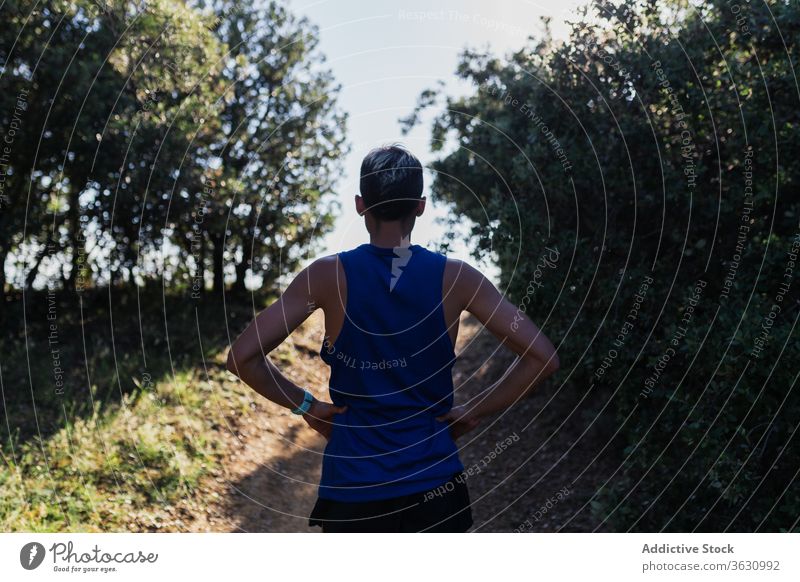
left=408, top=0, right=800, bottom=531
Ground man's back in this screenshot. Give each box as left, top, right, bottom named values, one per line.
left=315, top=243, right=464, bottom=502
left=312, top=250, right=481, bottom=354
left=226, top=144, right=558, bottom=531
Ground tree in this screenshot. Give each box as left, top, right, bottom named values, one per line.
left=1, top=0, right=345, bottom=298
left=0, top=0, right=224, bottom=298
left=406, top=0, right=800, bottom=531
left=182, top=0, right=348, bottom=295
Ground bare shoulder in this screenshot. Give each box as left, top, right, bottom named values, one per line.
left=303, top=254, right=345, bottom=307
left=307, top=254, right=340, bottom=275
left=444, top=257, right=487, bottom=285
left=443, top=258, right=492, bottom=310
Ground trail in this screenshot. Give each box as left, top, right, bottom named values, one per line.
left=187, top=312, right=617, bottom=532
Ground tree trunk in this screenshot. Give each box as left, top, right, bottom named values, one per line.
left=196, top=238, right=206, bottom=297
left=212, top=235, right=224, bottom=294
left=233, top=251, right=248, bottom=295
left=0, top=247, right=6, bottom=307
left=25, top=237, right=52, bottom=290
left=64, top=189, right=81, bottom=293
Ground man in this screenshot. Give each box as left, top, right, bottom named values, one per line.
left=226, top=144, right=559, bottom=532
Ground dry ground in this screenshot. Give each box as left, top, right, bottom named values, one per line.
left=183, top=312, right=618, bottom=532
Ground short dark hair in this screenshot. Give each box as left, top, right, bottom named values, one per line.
left=359, top=144, right=423, bottom=221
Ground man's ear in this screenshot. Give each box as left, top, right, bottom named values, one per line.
left=415, top=197, right=426, bottom=217
left=355, top=194, right=366, bottom=216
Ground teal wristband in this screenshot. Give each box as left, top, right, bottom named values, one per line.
left=291, top=390, right=314, bottom=415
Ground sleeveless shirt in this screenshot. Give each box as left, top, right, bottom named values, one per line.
left=318, top=243, right=464, bottom=501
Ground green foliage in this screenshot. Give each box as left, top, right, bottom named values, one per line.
left=179, top=0, right=349, bottom=293
left=409, top=0, right=799, bottom=531
left=0, top=0, right=347, bottom=296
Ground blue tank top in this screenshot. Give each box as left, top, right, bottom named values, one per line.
left=318, top=243, right=464, bottom=501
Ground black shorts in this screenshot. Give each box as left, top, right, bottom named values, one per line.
left=308, top=472, right=473, bottom=533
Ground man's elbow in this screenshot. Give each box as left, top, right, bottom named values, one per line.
left=544, top=352, right=560, bottom=376
left=225, top=348, right=240, bottom=376
left=520, top=350, right=559, bottom=378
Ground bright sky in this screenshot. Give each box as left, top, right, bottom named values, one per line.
left=288, top=0, right=587, bottom=277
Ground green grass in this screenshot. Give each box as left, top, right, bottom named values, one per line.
left=0, top=363, right=254, bottom=531
left=0, top=287, right=267, bottom=531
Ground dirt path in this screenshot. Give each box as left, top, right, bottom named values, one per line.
left=186, top=312, right=617, bottom=532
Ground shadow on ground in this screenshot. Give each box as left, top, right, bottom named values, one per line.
left=194, top=315, right=620, bottom=532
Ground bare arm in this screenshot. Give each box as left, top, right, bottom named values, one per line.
left=225, top=258, right=345, bottom=438
left=438, top=261, right=559, bottom=437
